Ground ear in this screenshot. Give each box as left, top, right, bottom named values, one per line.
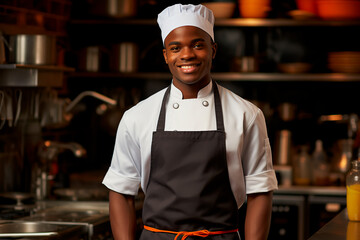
left=212, top=42, right=217, bottom=60
left=163, top=48, right=168, bottom=64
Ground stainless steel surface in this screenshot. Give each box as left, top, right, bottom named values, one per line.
left=9, top=35, right=56, bottom=65
left=0, top=201, right=110, bottom=239
left=0, top=221, right=86, bottom=238
left=0, top=64, right=74, bottom=87
left=307, top=209, right=357, bottom=240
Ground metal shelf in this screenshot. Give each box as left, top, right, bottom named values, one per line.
left=0, top=64, right=74, bottom=87
left=67, top=72, right=360, bottom=82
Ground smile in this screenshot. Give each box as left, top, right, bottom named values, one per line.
left=180, top=65, right=198, bottom=69
left=178, top=64, right=200, bottom=73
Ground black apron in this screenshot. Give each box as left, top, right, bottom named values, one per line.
left=140, top=83, right=239, bottom=240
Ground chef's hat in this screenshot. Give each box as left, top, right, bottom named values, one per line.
left=157, top=4, right=215, bottom=43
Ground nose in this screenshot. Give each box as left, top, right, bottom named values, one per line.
left=180, top=47, right=196, bottom=60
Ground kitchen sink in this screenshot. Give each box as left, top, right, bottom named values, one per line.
left=0, top=220, right=87, bottom=238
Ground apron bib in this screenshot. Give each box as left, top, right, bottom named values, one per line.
left=141, top=83, right=239, bottom=240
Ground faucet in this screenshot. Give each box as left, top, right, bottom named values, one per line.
left=34, top=140, right=86, bottom=200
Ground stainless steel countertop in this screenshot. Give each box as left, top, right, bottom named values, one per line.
left=308, top=209, right=359, bottom=240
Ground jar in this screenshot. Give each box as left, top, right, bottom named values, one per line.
left=346, top=160, right=360, bottom=221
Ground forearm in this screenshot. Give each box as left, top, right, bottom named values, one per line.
left=109, top=190, right=136, bottom=240
left=244, top=191, right=273, bottom=240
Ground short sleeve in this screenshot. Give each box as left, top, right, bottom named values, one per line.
left=102, top=112, right=142, bottom=195
left=241, top=109, right=278, bottom=194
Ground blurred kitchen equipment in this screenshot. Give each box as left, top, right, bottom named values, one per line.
left=274, top=129, right=292, bottom=165
left=54, top=188, right=108, bottom=201
left=293, top=145, right=311, bottom=186
left=311, top=140, right=330, bottom=186
left=333, top=139, right=353, bottom=174
left=316, top=0, right=360, bottom=19
left=327, top=51, right=360, bottom=73
left=110, top=42, right=138, bottom=72
left=232, top=56, right=259, bottom=72
left=0, top=31, right=11, bottom=64
left=319, top=113, right=359, bottom=139
left=277, top=62, right=312, bottom=74
left=202, top=1, right=236, bottom=18
left=238, top=0, right=271, bottom=18
left=89, top=0, right=137, bottom=18
left=296, top=0, right=317, bottom=15
left=278, top=102, right=296, bottom=122
left=8, top=35, right=56, bottom=65
left=35, top=140, right=87, bottom=200
left=274, top=165, right=292, bottom=186
left=0, top=135, right=22, bottom=193
left=78, top=46, right=103, bottom=72
left=100, top=89, right=126, bottom=136
left=40, top=90, right=116, bottom=129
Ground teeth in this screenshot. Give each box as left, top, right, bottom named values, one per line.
left=181, top=65, right=196, bottom=69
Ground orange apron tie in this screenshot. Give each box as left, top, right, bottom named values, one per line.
left=144, top=225, right=238, bottom=240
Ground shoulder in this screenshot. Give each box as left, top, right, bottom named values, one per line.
left=120, top=88, right=167, bottom=130
left=217, top=83, right=260, bottom=118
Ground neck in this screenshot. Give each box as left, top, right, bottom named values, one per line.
left=173, top=79, right=211, bottom=99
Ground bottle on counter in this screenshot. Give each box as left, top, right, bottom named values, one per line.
left=293, top=145, right=311, bottom=186
left=311, top=140, right=330, bottom=186
left=346, top=160, right=360, bottom=221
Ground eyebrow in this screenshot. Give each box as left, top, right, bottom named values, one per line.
left=167, top=38, right=206, bottom=47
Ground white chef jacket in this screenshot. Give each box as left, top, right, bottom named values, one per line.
left=102, top=81, right=278, bottom=208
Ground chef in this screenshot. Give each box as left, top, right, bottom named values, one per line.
left=102, top=3, right=278, bottom=240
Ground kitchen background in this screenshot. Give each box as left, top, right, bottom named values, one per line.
left=0, top=0, right=360, bottom=239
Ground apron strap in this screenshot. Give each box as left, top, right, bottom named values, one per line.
left=156, top=81, right=225, bottom=132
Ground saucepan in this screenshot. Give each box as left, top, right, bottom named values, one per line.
left=8, top=34, right=57, bottom=65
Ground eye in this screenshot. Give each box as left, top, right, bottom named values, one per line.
left=170, top=46, right=180, bottom=52
left=194, top=42, right=204, bottom=49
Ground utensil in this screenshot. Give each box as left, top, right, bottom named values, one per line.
left=9, top=34, right=57, bottom=65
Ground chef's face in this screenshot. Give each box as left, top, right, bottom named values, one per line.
left=163, top=26, right=217, bottom=89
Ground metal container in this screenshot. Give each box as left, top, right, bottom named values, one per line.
left=9, top=35, right=56, bottom=65
left=110, top=42, right=138, bottom=72
left=78, top=46, right=102, bottom=72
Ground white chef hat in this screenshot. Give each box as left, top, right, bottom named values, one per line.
left=157, top=4, right=215, bottom=43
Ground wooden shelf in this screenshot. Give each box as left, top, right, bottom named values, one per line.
left=70, top=18, right=360, bottom=27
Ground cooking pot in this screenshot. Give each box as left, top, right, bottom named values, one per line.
left=110, top=42, right=138, bottom=72
left=8, top=34, right=56, bottom=65
left=89, top=0, right=137, bottom=18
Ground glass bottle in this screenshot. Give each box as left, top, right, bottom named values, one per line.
left=311, top=140, right=329, bottom=186
left=346, top=160, right=360, bottom=221
left=293, top=146, right=311, bottom=186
